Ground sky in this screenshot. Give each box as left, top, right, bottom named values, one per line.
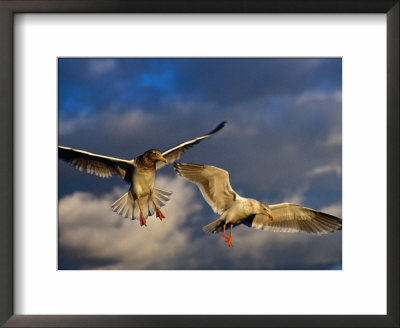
left=58, top=58, right=342, bottom=270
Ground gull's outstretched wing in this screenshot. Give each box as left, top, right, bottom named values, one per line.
left=245, top=203, right=342, bottom=235
left=156, top=121, right=226, bottom=170
left=174, top=162, right=240, bottom=214
left=58, top=146, right=134, bottom=181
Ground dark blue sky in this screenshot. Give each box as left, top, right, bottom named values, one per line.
left=58, top=58, right=342, bottom=270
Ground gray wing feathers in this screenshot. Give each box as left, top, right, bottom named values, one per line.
left=58, top=146, right=133, bottom=180
left=249, top=203, right=342, bottom=235
left=174, top=162, right=238, bottom=214
left=156, top=121, right=226, bottom=170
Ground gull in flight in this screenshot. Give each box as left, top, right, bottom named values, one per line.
left=58, top=121, right=226, bottom=227
left=174, top=163, right=342, bottom=247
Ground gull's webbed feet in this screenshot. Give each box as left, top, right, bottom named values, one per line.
left=155, top=208, right=165, bottom=220
left=139, top=212, right=147, bottom=227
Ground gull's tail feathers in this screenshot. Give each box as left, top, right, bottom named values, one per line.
left=111, top=191, right=136, bottom=219
left=111, top=188, right=172, bottom=221
left=152, top=187, right=172, bottom=209
left=202, top=219, right=225, bottom=234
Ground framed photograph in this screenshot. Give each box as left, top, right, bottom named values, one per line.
left=1, top=1, right=398, bottom=327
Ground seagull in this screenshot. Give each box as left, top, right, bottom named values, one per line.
left=174, top=162, right=342, bottom=247
left=58, top=121, right=226, bottom=227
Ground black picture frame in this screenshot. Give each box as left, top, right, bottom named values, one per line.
left=0, top=1, right=398, bottom=327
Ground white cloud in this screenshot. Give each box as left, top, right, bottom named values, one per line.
left=281, top=184, right=309, bottom=204
left=223, top=121, right=259, bottom=136
left=319, top=202, right=342, bottom=218
left=88, top=59, right=116, bottom=74
left=58, top=110, right=154, bottom=138
left=321, top=131, right=342, bottom=147
left=295, top=90, right=342, bottom=106
left=214, top=225, right=341, bottom=269
left=59, top=176, right=342, bottom=270
left=306, top=164, right=342, bottom=177
left=59, top=174, right=202, bottom=269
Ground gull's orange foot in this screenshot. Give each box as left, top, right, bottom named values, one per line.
left=220, top=232, right=233, bottom=246
left=140, top=214, right=147, bottom=227
left=156, top=208, right=165, bottom=220
left=225, top=236, right=233, bottom=247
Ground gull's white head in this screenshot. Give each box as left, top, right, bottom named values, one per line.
left=146, top=149, right=168, bottom=164
left=139, top=149, right=168, bottom=164
left=136, top=149, right=168, bottom=169
left=258, top=202, right=274, bottom=221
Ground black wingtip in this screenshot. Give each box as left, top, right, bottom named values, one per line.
left=208, top=121, right=227, bottom=135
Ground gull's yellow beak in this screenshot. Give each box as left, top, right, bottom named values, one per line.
left=268, top=213, right=274, bottom=221
left=159, top=156, right=168, bottom=164
left=263, top=206, right=274, bottom=221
